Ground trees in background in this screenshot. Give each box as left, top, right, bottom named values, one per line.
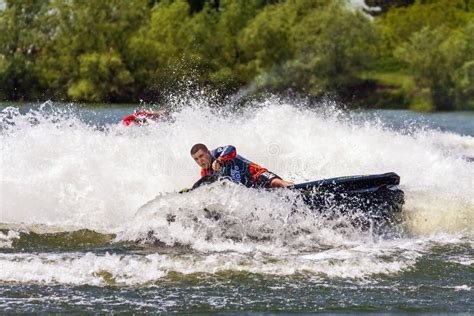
left=0, top=0, right=472, bottom=110
left=375, top=0, right=474, bottom=110
left=37, top=0, right=150, bottom=102
left=289, top=2, right=378, bottom=97
left=0, top=0, right=50, bottom=100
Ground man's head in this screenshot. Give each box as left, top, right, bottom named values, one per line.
left=190, top=143, right=212, bottom=169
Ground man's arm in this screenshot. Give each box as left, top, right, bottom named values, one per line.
left=211, top=145, right=236, bottom=172
left=215, top=145, right=236, bottom=163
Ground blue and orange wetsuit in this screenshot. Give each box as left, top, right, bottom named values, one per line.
left=201, top=145, right=280, bottom=188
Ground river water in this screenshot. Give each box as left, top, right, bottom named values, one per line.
left=1, top=99, right=473, bottom=313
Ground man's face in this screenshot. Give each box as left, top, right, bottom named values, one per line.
left=191, top=149, right=212, bottom=169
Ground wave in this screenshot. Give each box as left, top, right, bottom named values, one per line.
left=1, top=99, right=473, bottom=251
left=0, top=231, right=471, bottom=285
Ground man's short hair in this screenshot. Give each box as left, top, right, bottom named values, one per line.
left=190, top=143, right=209, bottom=155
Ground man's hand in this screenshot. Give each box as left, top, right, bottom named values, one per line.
left=212, top=160, right=222, bottom=172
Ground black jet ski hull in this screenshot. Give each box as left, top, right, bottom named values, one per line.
left=291, top=172, right=404, bottom=229
left=189, top=172, right=405, bottom=230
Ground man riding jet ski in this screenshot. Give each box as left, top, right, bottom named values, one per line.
left=190, top=143, right=294, bottom=188
left=186, top=143, right=404, bottom=229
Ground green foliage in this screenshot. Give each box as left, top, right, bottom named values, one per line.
left=67, top=52, right=134, bottom=102
left=36, top=0, right=149, bottom=101
left=209, top=0, right=265, bottom=89
left=0, top=0, right=50, bottom=100
left=238, top=2, right=293, bottom=83
left=0, top=0, right=472, bottom=110
left=371, top=0, right=474, bottom=110
left=376, top=0, right=470, bottom=49
left=235, top=0, right=379, bottom=96
left=290, top=2, right=379, bottom=95
left=454, top=61, right=474, bottom=110
left=396, top=19, right=474, bottom=110
left=451, top=21, right=474, bottom=110
left=127, top=0, right=193, bottom=97
left=360, top=71, right=414, bottom=108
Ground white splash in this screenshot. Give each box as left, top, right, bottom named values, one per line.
left=1, top=100, right=473, bottom=285
left=1, top=100, right=473, bottom=240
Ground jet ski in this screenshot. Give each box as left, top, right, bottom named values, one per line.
left=189, top=172, right=404, bottom=230
left=291, top=172, right=404, bottom=229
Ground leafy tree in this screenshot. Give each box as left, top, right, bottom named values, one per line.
left=0, top=0, right=50, bottom=100
left=397, top=19, right=474, bottom=110
left=376, top=0, right=471, bottom=49
left=0, top=0, right=472, bottom=110
left=237, top=2, right=294, bottom=89
left=289, top=2, right=379, bottom=96
left=127, top=0, right=193, bottom=98
left=454, top=61, right=474, bottom=110
left=36, top=0, right=149, bottom=102
left=207, top=0, right=265, bottom=90
left=67, top=52, right=134, bottom=102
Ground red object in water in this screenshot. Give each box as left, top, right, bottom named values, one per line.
left=121, top=111, right=157, bottom=126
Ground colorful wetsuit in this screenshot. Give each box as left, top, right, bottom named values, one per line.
left=122, top=112, right=157, bottom=126
left=201, top=145, right=280, bottom=188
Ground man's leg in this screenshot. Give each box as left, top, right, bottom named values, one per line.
left=255, top=170, right=294, bottom=188
left=270, top=178, right=294, bottom=188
